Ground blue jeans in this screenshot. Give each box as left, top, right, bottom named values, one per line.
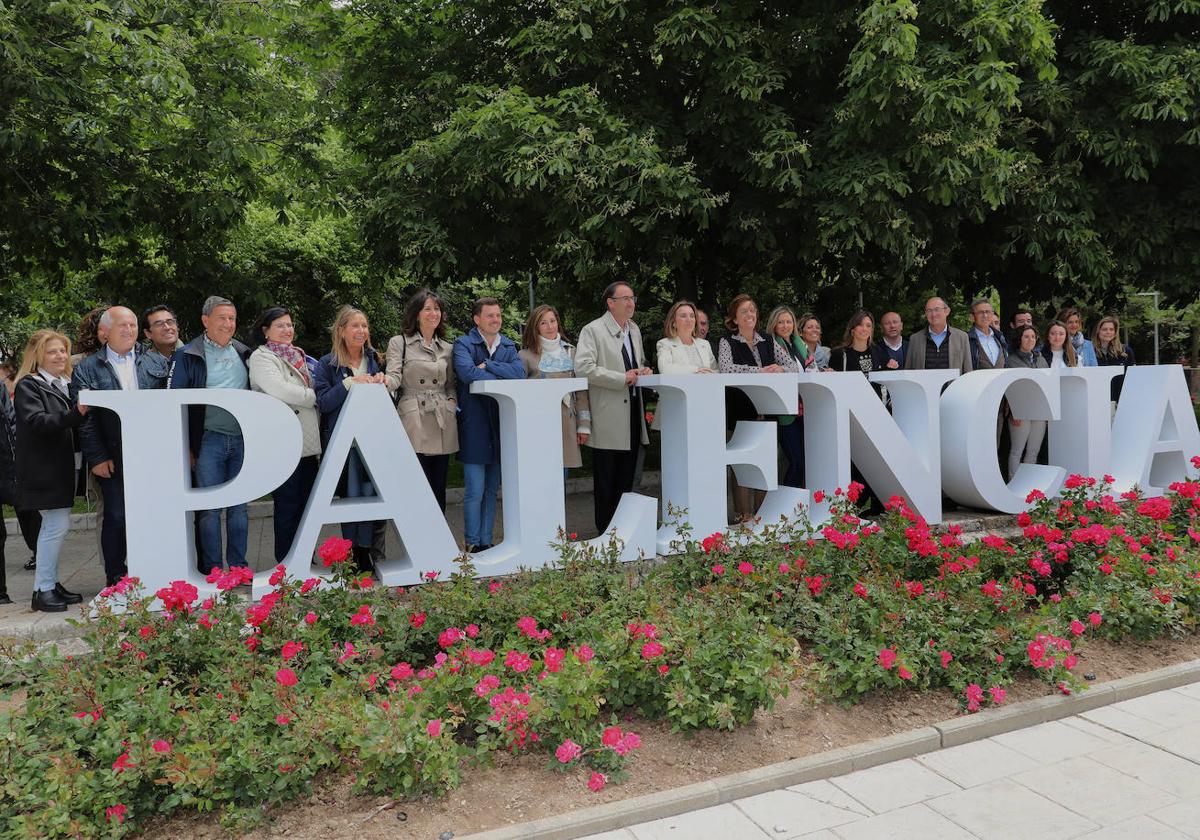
left=34, top=507, right=71, bottom=592
left=194, top=430, right=248, bottom=573
left=462, top=462, right=501, bottom=546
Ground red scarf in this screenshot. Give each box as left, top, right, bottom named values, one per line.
left=266, top=341, right=310, bottom=386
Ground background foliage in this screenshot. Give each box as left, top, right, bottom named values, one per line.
left=2, top=0, right=1198, bottom=361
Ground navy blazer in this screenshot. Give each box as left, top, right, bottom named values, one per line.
left=312, top=348, right=384, bottom=451
left=72, top=345, right=168, bottom=468
left=452, top=329, right=524, bottom=464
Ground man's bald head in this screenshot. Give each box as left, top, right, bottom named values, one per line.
left=105, top=306, right=140, bottom=355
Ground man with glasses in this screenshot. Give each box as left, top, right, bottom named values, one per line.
left=143, top=305, right=183, bottom=367
left=967, top=299, right=1007, bottom=371
left=575, top=282, right=653, bottom=534
left=905, top=296, right=973, bottom=375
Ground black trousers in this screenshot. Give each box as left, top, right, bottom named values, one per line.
left=0, top=506, right=40, bottom=597
left=592, top=399, right=642, bottom=534
left=417, top=453, right=450, bottom=513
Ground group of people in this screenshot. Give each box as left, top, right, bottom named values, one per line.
left=0, top=286, right=1136, bottom=611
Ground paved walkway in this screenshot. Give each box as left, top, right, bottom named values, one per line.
left=588, top=684, right=1200, bottom=839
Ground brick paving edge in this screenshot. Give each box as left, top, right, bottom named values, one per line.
left=461, top=657, right=1200, bottom=840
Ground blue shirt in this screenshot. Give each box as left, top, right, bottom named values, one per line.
left=928, top=327, right=948, bottom=349
left=202, top=335, right=248, bottom=435
left=105, top=345, right=139, bottom=390
left=973, top=327, right=1001, bottom=365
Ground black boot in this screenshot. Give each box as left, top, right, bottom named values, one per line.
left=31, top=589, right=68, bottom=612
left=352, top=546, right=375, bottom=576
left=54, top=582, right=83, bottom=604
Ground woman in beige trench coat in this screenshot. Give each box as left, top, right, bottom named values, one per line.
left=518, top=304, right=591, bottom=471
left=385, top=289, right=458, bottom=511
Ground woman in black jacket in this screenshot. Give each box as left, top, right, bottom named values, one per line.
left=14, top=330, right=88, bottom=612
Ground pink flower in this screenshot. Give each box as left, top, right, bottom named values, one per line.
left=877, top=647, right=897, bottom=670
left=711, top=564, right=725, bottom=576
left=350, top=604, right=375, bottom=627
left=155, top=579, right=199, bottom=612
left=640, top=641, right=664, bottom=659
left=281, top=641, right=304, bottom=661
left=505, top=650, right=533, bottom=672
left=229, top=713, right=240, bottom=723
left=737, top=561, right=753, bottom=575
left=555, top=739, right=582, bottom=764
left=426, top=719, right=442, bottom=738
left=151, top=739, right=171, bottom=754
left=813, top=490, right=825, bottom=503
left=112, top=752, right=136, bottom=773
left=269, top=564, right=287, bottom=586
left=317, top=536, right=353, bottom=566
left=897, top=666, right=914, bottom=681
left=1069, top=619, right=1085, bottom=637
left=105, top=804, right=127, bottom=824
left=275, top=713, right=291, bottom=726
left=965, top=683, right=984, bottom=712
left=1089, top=612, right=1102, bottom=626
left=475, top=675, right=500, bottom=697
left=853, top=582, right=869, bottom=599
left=989, top=686, right=1007, bottom=705
left=466, top=623, right=480, bottom=638
left=391, top=662, right=414, bottom=680
left=544, top=647, right=567, bottom=673
left=409, top=611, right=427, bottom=629
left=778, top=562, right=790, bottom=573
left=438, top=627, right=465, bottom=649
left=602, top=726, right=623, bottom=746
left=587, top=771, right=607, bottom=792
left=614, top=732, right=642, bottom=755
left=940, top=650, right=953, bottom=669
left=299, top=577, right=319, bottom=594
left=574, top=645, right=595, bottom=663
left=275, top=667, right=298, bottom=687
left=303, top=612, right=318, bottom=625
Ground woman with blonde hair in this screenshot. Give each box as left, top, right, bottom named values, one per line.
left=14, top=330, right=88, bottom=612
left=313, top=305, right=387, bottom=573
left=656, top=300, right=716, bottom=374
left=1092, top=315, right=1136, bottom=408
left=765, top=305, right=806, bottom=487
left=518, top=304, right=591, bottom=473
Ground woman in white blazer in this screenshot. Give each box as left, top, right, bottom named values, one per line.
left=652, top=300, right=715, bottom=430
left=248, top=306, right=321, bottom=562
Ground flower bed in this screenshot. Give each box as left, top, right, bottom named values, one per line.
left=2, top=460, right=1200, bottom=837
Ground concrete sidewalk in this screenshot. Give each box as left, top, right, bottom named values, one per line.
left=589, top=684, right=1200, bottom=839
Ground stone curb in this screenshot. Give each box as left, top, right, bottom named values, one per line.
left=463, top=658, right=1200, bottom=840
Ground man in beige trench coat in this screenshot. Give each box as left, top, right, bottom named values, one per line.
left=574, top=282, right=653, bottom=534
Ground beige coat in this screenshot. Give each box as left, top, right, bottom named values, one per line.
left=385, top=333, right=459, bottom=455
left=574, top=312, right=650, bottom=451
left=519, top=344, right=592, bottom=468
left=248, top=346, right=321, bottom=457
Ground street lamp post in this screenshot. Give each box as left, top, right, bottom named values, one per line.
left=1135, top=290, right=1160, bottom=365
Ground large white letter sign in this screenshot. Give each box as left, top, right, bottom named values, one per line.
left=1108, top=365, right=1200, bottom=495
left=642, top=373, right=803, bottom=553
left=470, top=378, right=657, bottom=572
left=1048, top=367, right=1125, bottom=479
left=941, top=369, right=1065, bottom=512
left=284, top=384, right=459, bottom=597
left=78, top=389, right=301, bottom=602
left=798, top=370, right=957, bottom=526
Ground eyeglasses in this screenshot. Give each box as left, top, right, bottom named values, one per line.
left=925, top=306, right=948, bottom=314
left=610, top=295, right=636, bottom=303
left=150, top=318, right=177, bottom=328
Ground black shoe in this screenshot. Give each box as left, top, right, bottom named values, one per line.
left=54, top=582, right=83, bottom=604
left=352, top=546, right=376, bottom=575
left=0, top=592, right=12, bottom=606
left=31, top=589, right=68, bottom=612
left=475, top=544, right=493, bottom=552
left=23, top=556, right=35, bottom=571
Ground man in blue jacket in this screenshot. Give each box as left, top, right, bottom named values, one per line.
left=168, top=296, right=252, bottom=575
left=452, top=297, right=525, bottom=553
left=72, top=306, right=168, bottom=585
